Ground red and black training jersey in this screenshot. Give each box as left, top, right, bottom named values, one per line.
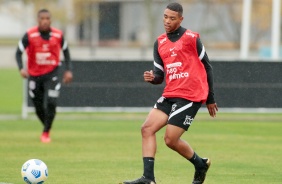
left=16, top=26, right=71, bottom=77
left=152, top=26, right=215, bottom=104
left=26, top=26, right=63, bottom=76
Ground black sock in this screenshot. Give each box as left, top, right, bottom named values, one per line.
left=143, top=157, right=155, bottom=181
left=43, top=103, right=56, bottom=132
left=188, top=152, right=205, bottom=170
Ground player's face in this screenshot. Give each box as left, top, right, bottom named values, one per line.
left=38, top=12, right=51, bottom=32
left=163, top=8, right=183, bottom=33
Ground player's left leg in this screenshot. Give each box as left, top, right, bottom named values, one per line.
left=164, top=99, right=210, bottom=183
left=165, top=130, right=211, bottom=184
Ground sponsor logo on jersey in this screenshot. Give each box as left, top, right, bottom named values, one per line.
left=167, top=62, right=182, bottom=68
left=50, top=32, right=62, bottom=38
left=169, top=47, right=177, bottom=57
left=166, top=61, right=189, bottom=81
left=36, top=52, right=56, bottom=65
left=30, top=32, right=40, bottom=38
left=160, top=37, right=167, bottom=44
left=169, top=47, right=175, bottom=51
left=186, top=32, right=196, bottom=38
left=169, top=72, right=189, bottom=81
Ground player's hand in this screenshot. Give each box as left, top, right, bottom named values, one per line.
left=206, top=103, right=218, bottom=118
left=63, top=70, right=73, bottom=84
left=20, top=69, right=29, bottom=78
left=144, top=70, right=155, bottom=82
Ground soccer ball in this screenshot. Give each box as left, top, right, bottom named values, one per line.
left=21, top=159, right=48, bottom=184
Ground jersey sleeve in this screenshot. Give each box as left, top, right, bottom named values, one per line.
left=18, top=33, right=29, bottom=51
left=153, top=40, right=164, bottom=76
left=151, top=40, right=164, bottom=84
left=15, top=33, right=29, bottom=70
left=196, top=37, right=215, bottom=104
left=61, top=35, right=72, bottom=71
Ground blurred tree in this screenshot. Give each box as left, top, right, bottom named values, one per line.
left=0, top=0, right=276, bottom=48
left=22, top=0, right=68, bottom=28
left=202, top=0, right=273, bottom=48
left=72, top=0, right=100, bottom=47
left=251, top=0, right=273, bottom=43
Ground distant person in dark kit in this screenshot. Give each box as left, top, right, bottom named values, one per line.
left=15, top=9, right=73, bottom=143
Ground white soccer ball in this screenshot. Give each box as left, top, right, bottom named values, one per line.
left=21, top=159, right=48, bottom=184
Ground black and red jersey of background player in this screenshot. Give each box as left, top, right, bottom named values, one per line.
left=15, top=26, right=72, bottom=76
left=151, top=26, right=215, bottom=105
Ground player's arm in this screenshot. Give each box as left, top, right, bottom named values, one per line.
left=61, top=36, right=72, bottom=71
left=61, top=36, right=73, bottom=84
left=197, top=37, right=218, bottom=117
left=145, top=40, right=164, bottom=85
left=197, top=37, right=215, bottom=104
left=15, top=33, right=29, bottom=78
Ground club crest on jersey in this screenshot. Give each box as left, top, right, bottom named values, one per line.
left=171, top=51, right=177, bottom=57
left=42, top=44, right=49, bottom=51
left=183, top=115, right=194, bottom=126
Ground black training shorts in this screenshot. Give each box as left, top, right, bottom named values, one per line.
left=154, top=96, right=202, bottom=131
left=28, top=68, right=61, bottom=100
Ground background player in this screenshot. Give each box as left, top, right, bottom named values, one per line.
left=15, top=9, right=73, bottom=143
left=124, top=2, right=218, bottom=184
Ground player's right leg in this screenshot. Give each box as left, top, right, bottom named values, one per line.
left=141, top=108, right=169, bottom=157
left=28, top=77, right=51, bottom=143
left=28, top=78, right=45, bottom=125
left=123, top=106, right=169, bottom=184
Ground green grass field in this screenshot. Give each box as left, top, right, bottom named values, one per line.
left=1, top=69, right=282, bottom=184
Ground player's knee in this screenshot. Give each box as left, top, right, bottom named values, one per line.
left=164, top=135, right=176, bottom=149
left=46, top=97, right=57, bottom=109
left=141, top=123, right=153, bottom=137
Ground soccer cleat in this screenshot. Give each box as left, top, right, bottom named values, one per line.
left=123, top=176, right=156, bottom=184
left=40, top=132, right=51, bottom=143
left=192, top=158, right=211, bottom=184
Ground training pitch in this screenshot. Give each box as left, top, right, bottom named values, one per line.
left=0, top=69, right=281, bottom=183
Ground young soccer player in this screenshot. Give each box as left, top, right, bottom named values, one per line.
left=16, top=9, right=73, bottom=143
left=123, top=2, right=218, bottom=184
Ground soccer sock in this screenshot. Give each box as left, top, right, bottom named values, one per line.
left=43, top=102, right=56, bottom=132
left=188, top=152, right=205, bottom=170
left=34, top=104, right=45, bottom=126
left=143, top=157, right=155, bottom=181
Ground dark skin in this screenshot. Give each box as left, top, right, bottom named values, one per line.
left=144, top=8, right=218, bottom=117
left=20, top=11, right=73, bottom=84
left=140, top=8, right=218, bottom=161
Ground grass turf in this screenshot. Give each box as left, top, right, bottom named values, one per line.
left=0, top=113, right=282, bottom=184
left=0, top=68, right=22, bottom=114
left=1, top=69, right=282, bottom=183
